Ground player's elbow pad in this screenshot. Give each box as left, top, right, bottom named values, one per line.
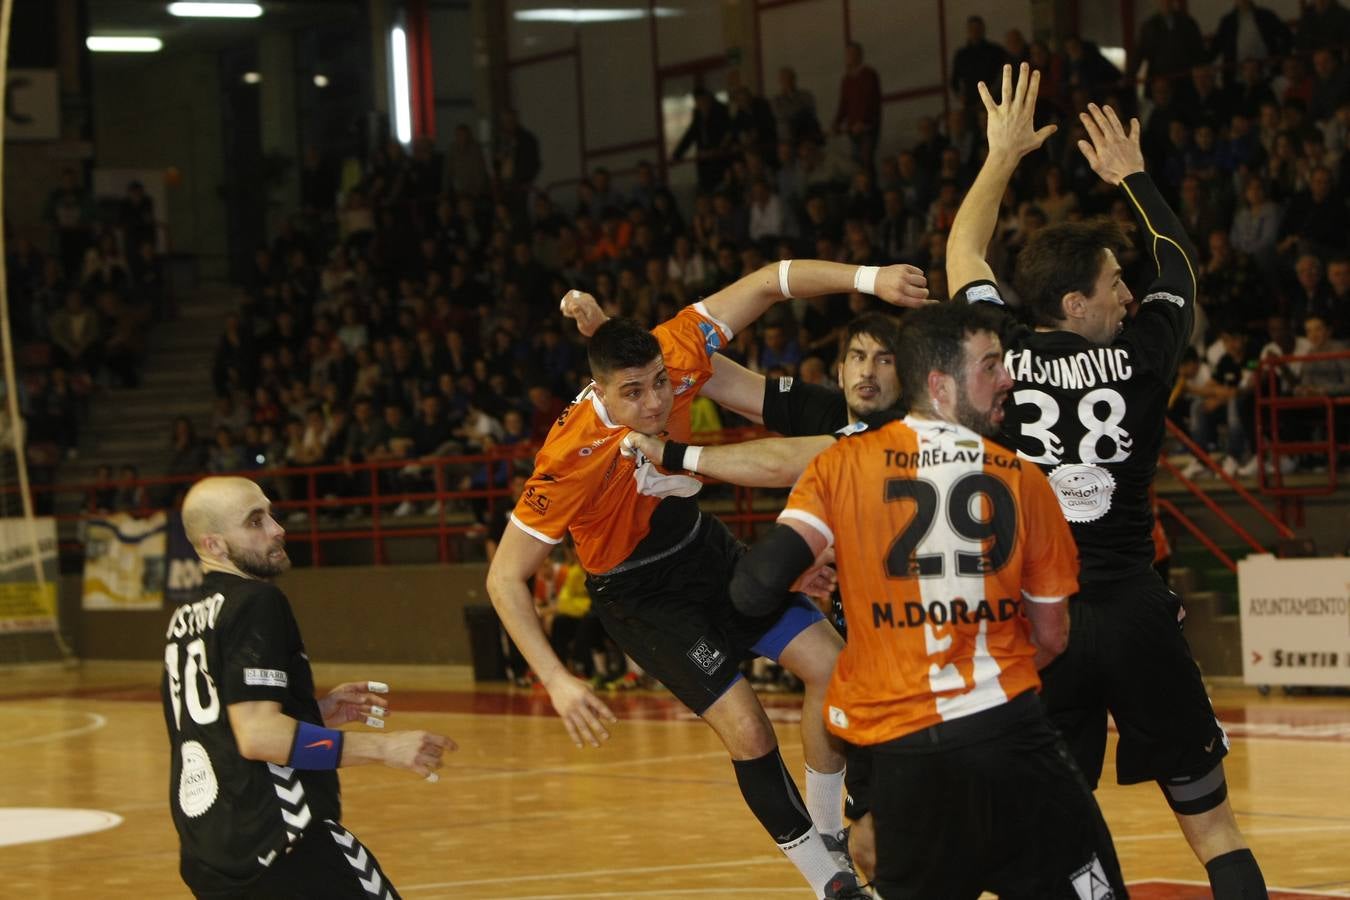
left=730, top=525, right=817, bottom=618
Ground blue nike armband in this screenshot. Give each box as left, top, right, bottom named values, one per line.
left=288, top=721, right=344, bottom=769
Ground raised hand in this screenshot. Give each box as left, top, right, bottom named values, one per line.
left=559, top=289, right=609, bottom=337
left=543, top=671, right=618, bottom=749
left=1076, top=103, right=1144, bottom=186
left=872, top=264, right=931, bottom=308
left=978, top=63, right=1057, bottom=163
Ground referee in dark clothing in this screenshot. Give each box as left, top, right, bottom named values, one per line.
left=164, top=476, right=454, bottom=899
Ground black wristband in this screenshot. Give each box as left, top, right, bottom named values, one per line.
left=661, top=440, right=689, bottom=472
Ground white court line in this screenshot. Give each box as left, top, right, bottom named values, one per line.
left=0, top=710, right=107, bottom=748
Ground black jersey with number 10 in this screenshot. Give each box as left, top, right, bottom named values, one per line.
left=955, top=173, right=1198, bottom=585
left=161, top=571, right=341, bottom=895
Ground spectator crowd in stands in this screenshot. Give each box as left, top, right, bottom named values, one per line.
left=198, top=1, right=1350, bottom=508
left=9, top=175, right=165, bottom=465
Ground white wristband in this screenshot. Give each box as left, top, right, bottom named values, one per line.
left=778, top=259, right=794, bottom=299
left=684, top=445, right=703, bottom=474
left=854, top=265, right=880, bottom=295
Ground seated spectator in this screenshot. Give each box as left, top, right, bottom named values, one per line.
left=1287, top=253, right=1333, bottom=326
left=112, top=464, right=149, bottom=513
left=1200, top=229, right=1265, bottom=331
left=208, top=426, right=246, bottom=473
left=48, top=289, right=102, bottom=376
left=1230, top=177, right=1281, bottom=262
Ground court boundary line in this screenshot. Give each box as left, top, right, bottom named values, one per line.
left=0, top=709, right=106, bottom=747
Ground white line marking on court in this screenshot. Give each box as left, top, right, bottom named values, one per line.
left=0, top=710, right=107, bottom=747
left=399, top=857, right=788, bottom=891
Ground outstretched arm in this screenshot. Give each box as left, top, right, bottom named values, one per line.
left=625, top=431, right=835, bottom=488
left=701, top=260, right=928, bottom=338
left=948, top=63, right=1057, bottom=294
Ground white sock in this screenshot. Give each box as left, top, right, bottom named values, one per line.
left=777, top=829, right=845, bottom=898
left=805, top=764, right=846, bottom=837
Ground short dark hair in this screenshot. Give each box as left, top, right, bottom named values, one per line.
left=589, top=317, right=662, bottom=378
left=844, top=312, right=901, bottom=358
left=1014, top=219, right=1128, bottom=328
left=896, top=303, right=1004, bottom=406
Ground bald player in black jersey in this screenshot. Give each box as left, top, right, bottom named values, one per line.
left=163, top=476, right=454, bottom=899
left=946, top=64, right=1267, bottom=898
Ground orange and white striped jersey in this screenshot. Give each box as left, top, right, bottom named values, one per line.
left=782, top=415, right=1080, bottom=745
left=510, top=303, right=733, bottom=574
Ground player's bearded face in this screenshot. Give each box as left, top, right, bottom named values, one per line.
left=599, top=357, right=674, bottom=436
left=840, top=333, right=901, bottom=419
left=224, top=531, right=290, bottom=580
left=953, top=333, right=1013, bottom=436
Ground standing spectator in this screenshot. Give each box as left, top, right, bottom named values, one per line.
left=1063, top=35, right=1122, bottom=102
left=1297, top=0, right=1350, bottom=53
left=493, top=109, right=541, bottom=217
left=1004, top=28, right=1030, bottom=66
left=832, top=41, right=882, bottom=173
left=747, top=179, right=789, bottom=242
left=673, top=87, right=732, bottom=192
left=949, top=15, right=1008, bottom=111
left=772, top=66, right=821, bottom=144
left=444, top=123, right=491, bottom=202
left=119, top=181, right=157, bottom=255
left=1131, top=0, right=1205, bottom=100
left=727, top=70, right=777, bottom=159
left=1211, top=0, right=1294, bottom=69
left=1325, top=254, right=1350, bottom=337
left=45, top=168, right=94, bottom=278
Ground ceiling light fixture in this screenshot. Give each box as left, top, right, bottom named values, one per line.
left=86, top=36, right=164, bottom=53
left=513, top=7, right=682, bottom=24
left=390, top=26, right=412, bottom=144
left=167, top=2, right=264, bottom=18
left=242, top=71, right=262, bottom=84
left=313, top=74, right=329, bottom=88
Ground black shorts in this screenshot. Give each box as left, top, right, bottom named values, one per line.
left=187, top=820, right=399, bottom=900
left=868, top=693, right=1127, bottom=900
left=1039, top=571, right=1228, bottom=788
left=843, top=742, right=872, bottom=821
left=586, top=514, right=824, bottom=715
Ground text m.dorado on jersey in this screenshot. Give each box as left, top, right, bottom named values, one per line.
left=873, top=597, right=1022, bottom=629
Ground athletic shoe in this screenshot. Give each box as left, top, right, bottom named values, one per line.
left=1221, top=455, right=1240, bottom=478
left=1179, top=458, right=1209, bottom=480
left=822, top=871, right=869, bottom=899
left=392, top=500, right=416, bottom=517
left=821, top=828, right=854, bottom=876
left=1237, top=455, right=1261, bottom=478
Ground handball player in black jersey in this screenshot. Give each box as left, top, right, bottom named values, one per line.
left=163, top=476, right=454, bottom=899
left=946, top=64, right=1266, bottom=898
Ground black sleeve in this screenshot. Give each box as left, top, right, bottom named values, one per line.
left=1117, top=172, right=1199, bottom=382
left=951, top=279, right=1031, bottom=353
left=730, top=524, right=817, bottom=617
left=218, top=584, right=296, bottom=706
left=761, top=376, right=849, bottom=437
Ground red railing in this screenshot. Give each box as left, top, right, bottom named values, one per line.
left=1, top=426, right=781, bottom=567
left=1253, top=349, right=1350, bottom=497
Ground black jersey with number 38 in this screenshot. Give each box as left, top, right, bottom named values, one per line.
left=955, top=173, right=1197, bottom=585
left=161, top=571, right=340, bottom=895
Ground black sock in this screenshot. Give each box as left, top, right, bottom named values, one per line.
left=731, top=747, right=813, bottom=844
left=1206, top=848, right=1268, bottom=900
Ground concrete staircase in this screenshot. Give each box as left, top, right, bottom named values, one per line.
left=55, top=284, right=235, bottom=513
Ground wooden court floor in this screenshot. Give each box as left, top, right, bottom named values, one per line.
left=1, top=661, right=1348, bottom=899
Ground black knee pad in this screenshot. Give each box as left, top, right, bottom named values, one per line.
left=1159, top=761, right=1228, bottom=815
